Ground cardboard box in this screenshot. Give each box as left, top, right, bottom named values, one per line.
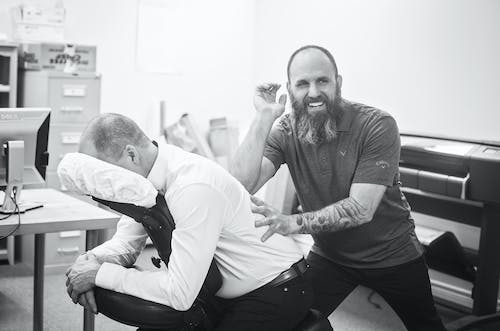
left=19, top=43, right=96, bottom=72
left=11, top=5, right=65, bottom=43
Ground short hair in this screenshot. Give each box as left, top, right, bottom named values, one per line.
left=286, top=45, right=338, bottom=81
left=84, top=113, right=150, bottom=160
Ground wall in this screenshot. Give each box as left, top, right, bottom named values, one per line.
left=0, top=0, right=256, bottom=137
left=253, top=0, right=500, bottom=142
left=2, top=0, right=498, bottom=141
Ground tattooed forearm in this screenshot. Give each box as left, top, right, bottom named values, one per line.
left=292, top=197, right=371, bottom=234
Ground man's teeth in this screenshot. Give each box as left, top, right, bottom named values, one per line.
left=309, top=102, right=324, bottom=107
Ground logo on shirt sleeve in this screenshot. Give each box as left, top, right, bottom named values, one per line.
left=376, top=160, right=390, bottom=169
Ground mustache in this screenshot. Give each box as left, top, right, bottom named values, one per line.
left=303, top=95, right=328, bottom=105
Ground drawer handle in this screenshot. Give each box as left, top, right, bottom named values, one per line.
left=60, top=106, right=84, bottom=112
left=63, top=85, right=87, bottom=97
left=60, top=231, right=81, bottom=238
left=57, top=247, right=80, bottom=255
left=61, top=133, right=81, bottom=144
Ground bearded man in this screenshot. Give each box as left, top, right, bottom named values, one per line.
left=229, top=45, right=446, bottom=331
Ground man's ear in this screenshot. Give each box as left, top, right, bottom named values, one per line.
left=336, top=75, right=343, bottom=89
left=124, top=145, right=139, bottom=164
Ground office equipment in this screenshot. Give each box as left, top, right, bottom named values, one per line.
left=0, top=108, right=50, bottom=213
left=399, top=133, right=500, bottom=316
left=163, top=113, right=215, bottom=160
left=19, top=42, right=97, bottom=72
left=18, top=70, right=101, bottom=271
left=0, top=188, right=119, bottom=331
left=208, top=117, right=239, bottom=169
left=0, top=42, right=18, bottom=108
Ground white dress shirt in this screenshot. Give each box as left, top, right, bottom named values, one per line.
left=91, top=142, right=306, bottom=311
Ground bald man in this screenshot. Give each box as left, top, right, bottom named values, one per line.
left=230, top=45, right=446, bottom=331
left=65, top=113, right=314, bottom=331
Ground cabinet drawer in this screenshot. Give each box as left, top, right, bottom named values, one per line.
left=44, top=231, right=86, bottom=266
left=47, top=124, right=86, bottom=170
left=48, top=76, right=100, bottom=124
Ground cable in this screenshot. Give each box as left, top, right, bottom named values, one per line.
left=0, top=189, right=21, bottom=240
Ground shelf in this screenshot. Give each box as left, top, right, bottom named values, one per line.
left=0, top=84, right=11, bottom=92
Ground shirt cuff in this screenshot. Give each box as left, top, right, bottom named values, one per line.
left=95, top=262, right=125, bottom=290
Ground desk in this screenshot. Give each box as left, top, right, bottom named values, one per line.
left=0, top=189, right=120, bottom=331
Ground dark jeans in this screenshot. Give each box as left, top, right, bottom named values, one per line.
left=210, top=275, right=314, bottom=331
left=306, top=252, right=446, bottom=331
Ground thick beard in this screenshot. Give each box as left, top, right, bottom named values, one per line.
left=291, top=90, right=341, bottom=145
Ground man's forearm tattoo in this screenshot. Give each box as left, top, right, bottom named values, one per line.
left=293, top=197, right=370, bottom=234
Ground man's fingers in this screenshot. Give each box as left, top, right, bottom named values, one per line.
left=71, top=290, right=79, bottom=304
left=255, top=217, right=272, bottom=227
left=78, top=293, right=88, bottom=308
left=251, top=205, right=269, bottom=216
left=256, top=83, right=281, bottom=94
left=278, top=94, right=287, bottom=106
left=85, top=290, right=98, bottom=314
left=250, top=195, right=265, bottom=206
left=261, top=228, right=276, bottom=242
left=67, top=283, right=73, bottom=298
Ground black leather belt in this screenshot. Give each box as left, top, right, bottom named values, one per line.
left=267, top=258, right=309, bottom=288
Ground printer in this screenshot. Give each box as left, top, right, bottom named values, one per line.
left=399, top=134, right=500, bottom=204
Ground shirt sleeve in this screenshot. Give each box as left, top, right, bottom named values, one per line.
left=263, top=121, right=287, bottom=171
left=95, top=183, right=228, bottom=311
left=352, top=115, right=400, bottom=186
left=91, top=215, right=148, bottom=266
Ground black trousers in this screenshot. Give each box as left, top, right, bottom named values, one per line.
left=210, top=275, right=313, bottom=331
left=305, top=252, right=446, bottom=331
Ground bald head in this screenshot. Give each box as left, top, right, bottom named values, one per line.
left=79, top=113, right=157, bottom=177
left=80, top=113, right=150, bottom=160
left=287, top=45, right=338, bottom=82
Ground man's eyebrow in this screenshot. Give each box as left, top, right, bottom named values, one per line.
left=295, top=79, right=309, bottom=85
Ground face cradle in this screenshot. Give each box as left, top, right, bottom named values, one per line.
left=79, top=141, right=144, bottom=176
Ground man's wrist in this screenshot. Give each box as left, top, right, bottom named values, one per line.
left=256, top=111, right=278, bottom=126
left=288, top=214, right=304, bottom=235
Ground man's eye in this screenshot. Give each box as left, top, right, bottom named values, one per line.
left=319, top=79, right=329, bottom=85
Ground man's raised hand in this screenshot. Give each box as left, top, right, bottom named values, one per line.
left=254, top=83, right=287, bottom=120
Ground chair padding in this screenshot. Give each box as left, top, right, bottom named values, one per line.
left=57, top=152, right=157, bottom=207
left=92, top=194, right=222, bottom=330
left=293, top=309, right=333, bottom=331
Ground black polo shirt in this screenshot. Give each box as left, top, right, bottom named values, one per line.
left=264, top=100, right=423, bottom=268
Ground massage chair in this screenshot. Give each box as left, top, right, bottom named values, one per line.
left=92, top=193, right=333, bottom=331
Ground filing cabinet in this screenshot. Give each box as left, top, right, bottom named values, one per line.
left=18, top=70, right=101, bottom=272
left=0, top=42, right=18, bottom=264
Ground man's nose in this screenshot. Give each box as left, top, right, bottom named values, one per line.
left=308, top=84, right=320, bottom=98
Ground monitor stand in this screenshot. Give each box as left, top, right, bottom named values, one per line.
left=0, top=184, right=43, bottom=214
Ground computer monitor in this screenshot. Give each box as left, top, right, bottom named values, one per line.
left=0, top=108, right=50, bottom=214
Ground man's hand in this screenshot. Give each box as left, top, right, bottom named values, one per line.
left=251, top=195, right=299, bottom=241
left=77, top=289, right=98, bottom=315
left=254, top=83, right=287, bottom=120
left=66, top=254, right=101, bottom=312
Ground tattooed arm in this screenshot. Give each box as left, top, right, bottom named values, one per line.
left=253, top=183, right=386, bottom=241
